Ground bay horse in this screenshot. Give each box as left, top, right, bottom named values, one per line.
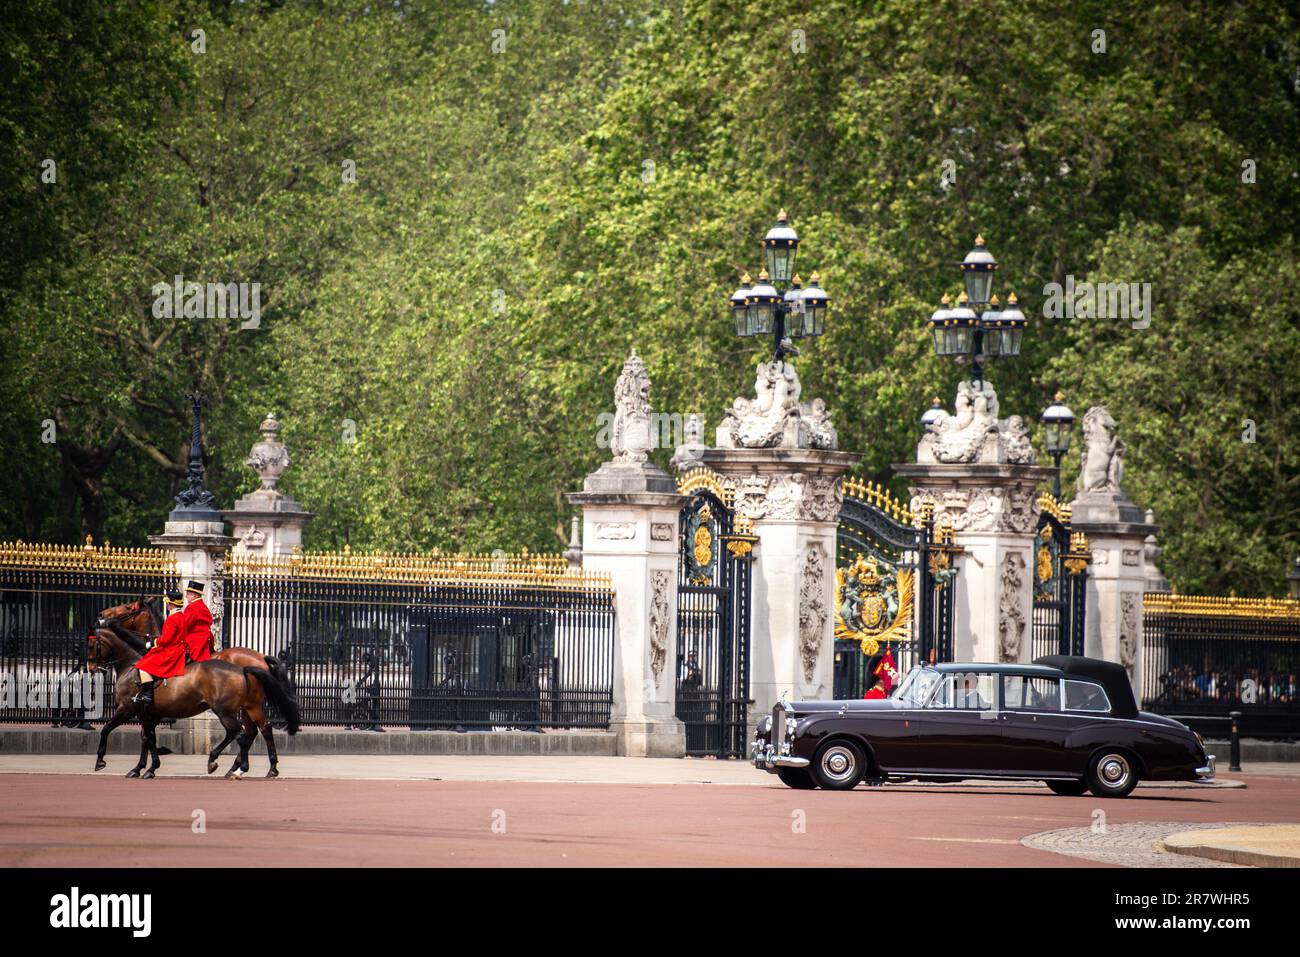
left=98, top=596, right=294, bottom=769
left=87, top=626, right=300, bottom=778
left=98, top=597, right=290, bottom=686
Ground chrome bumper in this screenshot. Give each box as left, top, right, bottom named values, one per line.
left=750, top=741, right=809, bottom=771
left=1195, top=754, right=1216, bottom=781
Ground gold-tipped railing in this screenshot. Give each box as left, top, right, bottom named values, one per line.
left=0, top=537, right=176, bottom=574
left=677, top=467, right=736, bottom=505
left=842, top=476, right=913, bottom=525
left=227, top=544, right=612, bottom=590
left=1037, top=491, right=1073, bottom=526
left=1144, top=593, right=1300, bottom=621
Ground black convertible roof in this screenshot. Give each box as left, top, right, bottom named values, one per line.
left=1033, top=655, right=1139, bottom=718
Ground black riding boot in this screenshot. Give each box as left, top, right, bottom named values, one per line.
left=133, top=681, right=156, bottom=710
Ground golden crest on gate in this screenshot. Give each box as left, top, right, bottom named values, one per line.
left=835, top=554, right=913, bottom=655
left=693, top=524, right=713, bottom=568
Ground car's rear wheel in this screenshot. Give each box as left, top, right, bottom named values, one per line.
left=1046, top=779, right=1088, bottom=796
left=777, top=767, right=817, bottom=789
left=811, top=739, right=866, bottom=791
left=1086, top=750, right=1138, bottom=798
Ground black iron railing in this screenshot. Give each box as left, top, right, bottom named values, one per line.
left=1142, top=594, right=1300, bottom=739
left=0, top=540, right=176, bottom=725
left=225, top=551, right=616, bottom=731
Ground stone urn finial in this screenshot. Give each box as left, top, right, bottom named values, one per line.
left=246, top=412, right=291, bottom=492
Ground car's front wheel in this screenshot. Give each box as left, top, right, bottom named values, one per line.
left=1046, top=779, right=1089, bottom=796
left=811, top=739, right=866, bottom=791
left=777, top=767, right=817, bottom=789
left=1086, top=750, right=1138, bottom=798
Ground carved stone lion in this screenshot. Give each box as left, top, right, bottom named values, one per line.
left=1078, top=406, right=1126, bottom=494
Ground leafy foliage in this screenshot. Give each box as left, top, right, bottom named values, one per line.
left=1, top=0, right=1296, bottom=594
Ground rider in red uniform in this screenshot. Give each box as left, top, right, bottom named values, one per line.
left=177, top=580, right=214, bottom=663
left=132, top=590, right=186, bottom=709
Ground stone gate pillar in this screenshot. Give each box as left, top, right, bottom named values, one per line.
left=699, top=357, right=858, bottom=717
left=568, top=350, right=687, bottom=757
left=1069, top=407, right=1159, bottom=695
left=894, top=381, right=1053, bottom=664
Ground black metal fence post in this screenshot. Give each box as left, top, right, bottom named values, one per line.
left=1230, top=710, right=1242, bottom=772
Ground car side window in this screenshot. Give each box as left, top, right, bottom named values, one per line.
left=926, top=673, right=994, bottom=710
left=1002, top=675, right=1061, bottom=711
left=1064, top=679, right=1110, bottom=713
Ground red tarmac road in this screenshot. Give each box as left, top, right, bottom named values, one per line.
left=2, top=771, right=1298, bottom=867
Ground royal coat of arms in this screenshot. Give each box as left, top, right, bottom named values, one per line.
left=684, top=503, right=716, bottom=585
left=834, top=554, right=913, bottom=655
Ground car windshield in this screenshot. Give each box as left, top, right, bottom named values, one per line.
left=894, top=666, right=940, bottom=706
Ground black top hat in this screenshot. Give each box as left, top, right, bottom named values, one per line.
left=185, top=580, right=205, bottom=595
left=165, top=589, right=183, bottom=605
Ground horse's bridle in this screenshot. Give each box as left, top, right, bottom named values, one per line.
left=99, top=600, right=143, bottom=627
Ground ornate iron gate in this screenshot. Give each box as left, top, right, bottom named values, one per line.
left=833, top=479, right=956, bottom=698
left=1031, top=494, right=1090, bottom=658
left=675, top=469, right=755, bottom=757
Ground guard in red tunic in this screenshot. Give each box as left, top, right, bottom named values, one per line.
left=132, top=590, right=186, bottom=709
left=863, top=647, right=901, bottom=700
left=178, top=580, right=214, bottom=663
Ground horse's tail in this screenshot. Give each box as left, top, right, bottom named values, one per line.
left=243, top=666, right=301, bottom=735
left=263, top=654, right=291, bottom=688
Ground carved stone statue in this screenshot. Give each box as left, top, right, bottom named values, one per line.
left=716, top=359, right=837, bottom=450
left=611, top=349, right=653, bottom=464
left=670, top=412, right=707, bottom=473
left=246, top=413, right=291, bottom=491
left=917, top=381, right=1035, bottom=465
left=1077, top=407, right=1126, bottom=494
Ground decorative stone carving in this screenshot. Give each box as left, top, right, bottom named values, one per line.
left=798, top=543, right=829, bottom=681
left=649, top=570, right=671, bottom=687
left=909, top=485, right=1039, bottom=536
left=246, top=413, right=291, bottom=491
left=733, top=473, right=843, bottom=523
left=1119, top=591, right=1141, bottom=677
left=1078, top=407, right=1126, bottom=494
left=611, top=349, right=653, bottom=464
left=998, top=551, right=1026, bottom=662
left=240, top=524, right=267, bottom=550
left=669, top=413, right=707, bottom=473
left=917, top=380, right=1036, bottom=466
left=651, top=522, right=674, bottom=541
left=716, top=360, right=837, bottom=450
left=595, top=522, right=636, bottom=540
left=208, top=552, right=226, bottom=650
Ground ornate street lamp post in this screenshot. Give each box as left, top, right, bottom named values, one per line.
left=730, top=210, right=829, bottom=360
left=1288, top=556, right=1300, bottom=601
left=925, top=235, right=1027, bottom=385
left=171, top=391, right=221, bottom=520
left=1040, top=391, right=1076, bottom=499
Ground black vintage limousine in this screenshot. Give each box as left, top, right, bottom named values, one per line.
left=751, top=655, right=1214, bottom=797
